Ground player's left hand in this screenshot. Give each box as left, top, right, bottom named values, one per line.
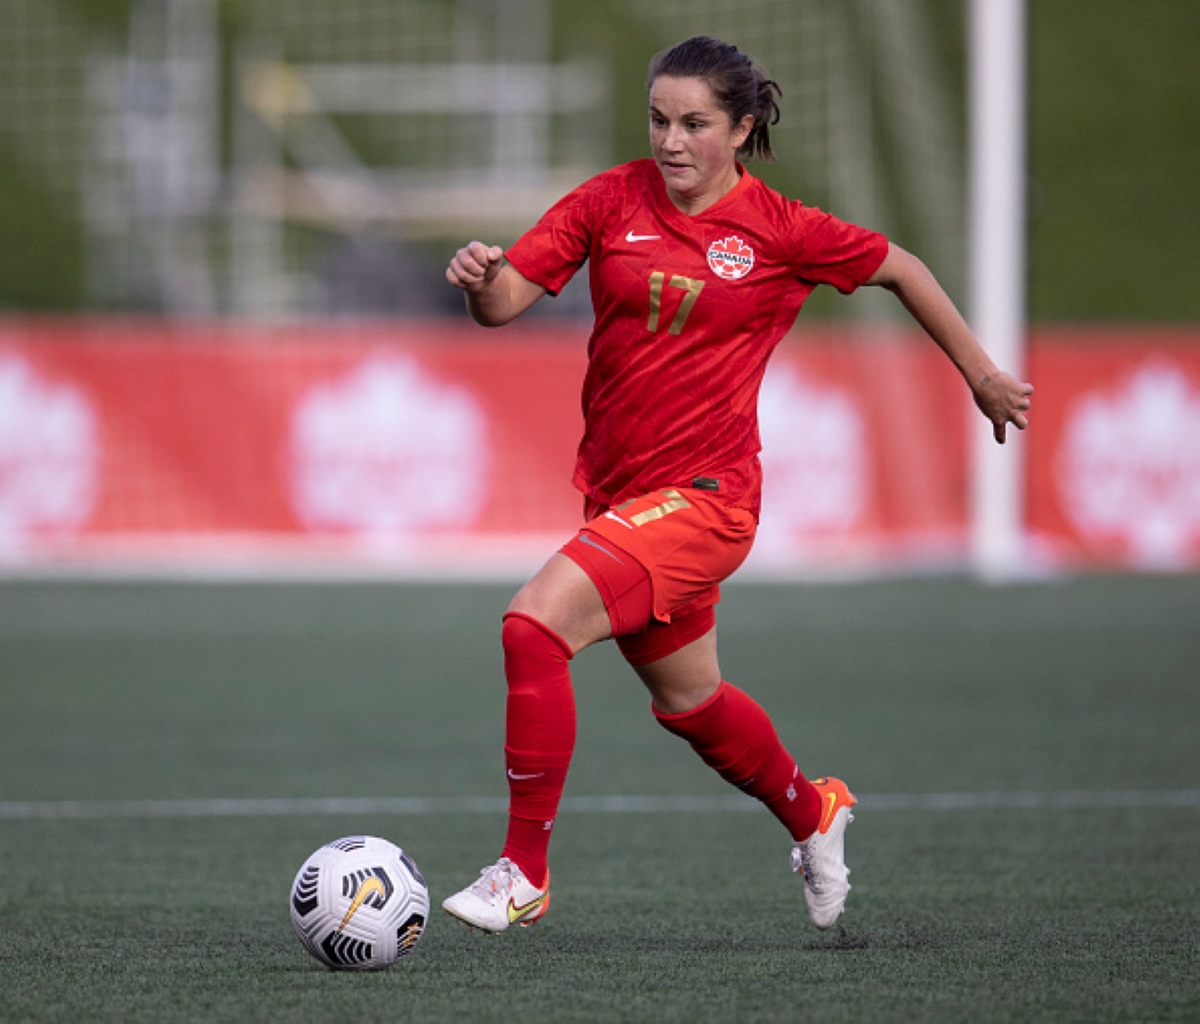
left=973, top=370, right=1033, bottom=444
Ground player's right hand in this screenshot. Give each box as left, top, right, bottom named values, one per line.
left=446, top=241, right=505, bottom=292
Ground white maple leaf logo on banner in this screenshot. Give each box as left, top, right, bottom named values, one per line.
left=1057, top=364, right=1200, bottom=568
left=0, top=353, right=97, bottom=540
left=288, top=355, right=491, bottom=535
left=754, top=363, right=868, bottom=551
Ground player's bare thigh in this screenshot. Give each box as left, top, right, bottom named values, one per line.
left=631, top=627, right=722, bottom=715
left=507, top=552, right=613, bottom=654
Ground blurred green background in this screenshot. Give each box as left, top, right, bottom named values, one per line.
left=0, top=0, right=1196, bottom=321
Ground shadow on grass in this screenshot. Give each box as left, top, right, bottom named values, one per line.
left=802, top=923, right=951, bottom=954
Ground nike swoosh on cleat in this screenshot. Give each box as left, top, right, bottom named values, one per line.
left=819, top=791, right=839, bottom=832
left=625, top=231, right=661, bottom=242
left=507, top=892, right=548, bottom=925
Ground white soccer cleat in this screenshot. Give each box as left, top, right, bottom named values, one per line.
left=442, top=857, right=550, bottom=934
left=791, top=776, right=857, bottom=930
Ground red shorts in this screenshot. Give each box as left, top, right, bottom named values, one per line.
left=562, top=486, right=757, bottom=631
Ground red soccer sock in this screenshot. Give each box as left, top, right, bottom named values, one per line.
left=499, top=612, right=576, bottom=888
left=654, top=681, right=822, bottom=841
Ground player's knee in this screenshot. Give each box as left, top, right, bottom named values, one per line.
left=502, top=612, right=573, bottom=674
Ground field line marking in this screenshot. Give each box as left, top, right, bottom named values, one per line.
left=1, top=790, right=1198, bottom=820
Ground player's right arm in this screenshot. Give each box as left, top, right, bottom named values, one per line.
left=446, top=240, right=546, bottom=327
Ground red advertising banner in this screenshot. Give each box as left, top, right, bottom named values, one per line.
left=1, top=318, right=1196, bottom=575
left=1026, top=327, right=1200, bottom=571
left=0, top=319, right=590, bottom=573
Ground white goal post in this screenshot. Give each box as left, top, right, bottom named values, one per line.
left=968, top=0, right=1029, bottom=582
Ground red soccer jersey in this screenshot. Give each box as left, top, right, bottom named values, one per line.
left=505, top=159, right=888, bottom=518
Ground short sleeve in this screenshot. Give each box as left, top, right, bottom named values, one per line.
left=504, top=182, right=600, bottom=297
left=793, top=207, right=889, bottom=295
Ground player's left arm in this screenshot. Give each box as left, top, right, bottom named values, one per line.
left=866, top=242, right=1033, bottom=444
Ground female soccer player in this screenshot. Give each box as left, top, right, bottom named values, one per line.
left=441, top=36, right=1032, bottom=934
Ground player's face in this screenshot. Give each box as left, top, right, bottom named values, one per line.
left=649, top=75, right=753, bottom=214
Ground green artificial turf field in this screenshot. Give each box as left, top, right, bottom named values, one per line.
left=1, top=576, right=1197, bottom=1021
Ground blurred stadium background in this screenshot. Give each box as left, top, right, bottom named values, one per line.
left=0, top=0, right=1197, bottom=577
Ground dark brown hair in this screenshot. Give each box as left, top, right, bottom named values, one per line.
left=646, top=36, right=782, bottom=161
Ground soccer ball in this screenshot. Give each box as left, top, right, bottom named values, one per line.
left=289, top=835, right=429, bottom=971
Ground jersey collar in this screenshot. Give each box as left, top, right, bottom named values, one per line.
left=652, top=161, right=756, bottom=224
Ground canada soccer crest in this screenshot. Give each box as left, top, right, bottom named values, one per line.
left=707, top=235, right=755, bottom=280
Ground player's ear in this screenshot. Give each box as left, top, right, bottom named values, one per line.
left=731, top=114, right=754, bottom=150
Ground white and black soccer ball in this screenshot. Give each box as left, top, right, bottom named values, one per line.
left=290, top=835, right=429, bottom=971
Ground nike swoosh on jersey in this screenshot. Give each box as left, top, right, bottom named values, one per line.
left=625, top=231, right=661, bottom=242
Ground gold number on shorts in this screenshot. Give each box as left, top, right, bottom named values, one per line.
left=629, top=489, right=691, bottom=527
left=647, top=272, right=704, bottom=335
